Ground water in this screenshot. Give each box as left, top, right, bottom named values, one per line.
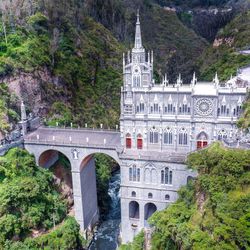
left=89, top=171, right=121, bottom=250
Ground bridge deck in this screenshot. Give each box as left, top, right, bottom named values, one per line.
left=24, top=127, right=121, bottom=149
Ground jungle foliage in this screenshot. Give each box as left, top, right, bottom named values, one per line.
left=0, top=83, right=18, bottom=135
left=4, top=217, right=85, bottom=250
left=0, top=148, right=71, bottom=248
left=149, top=143, right=250, bottom=250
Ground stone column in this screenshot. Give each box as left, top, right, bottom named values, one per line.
left=71, top=161, right=85, bottom=234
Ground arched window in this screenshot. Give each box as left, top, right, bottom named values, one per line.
left=179, top=128, right=188, bottom=145
left=197, top=132, right=208, bottom=150
left=144, top=203, right=157, bottom=220
left=221, top=105, right=227, bottom=115
left=187, top=176, right=194, bottom=184
left=129, top=165, right=140, bottom=182
left=129, top=201, right=139, bottom=219
left=149, top=130, right=159, bottom=144
left=161, top=167, right=173, bottom=185
left=131, top=191, right=136, bottom=197
left=133, top=76, right=141, bottom=87
left=139, top=102, right=144, bottom=113
left=137, top=134, right=143, bottom=149
left=165, top=194, right=170, bottom=200
left=168, top=104, right=173, bottom=113
left=236, top=105, right=242, bottom=116
left=148, top=193, right=153, bottom=199
left=153, top=103, right=159, bottom=113
left=218, top=130, right=227, bottom=140
left=126, top=133, right=132, bottom=149
left=163, top=128, right=173, bottom=145
left=182, top=104, right=188, bottom=113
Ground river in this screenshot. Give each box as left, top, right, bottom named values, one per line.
left=89, top=171, right=121, bottom=250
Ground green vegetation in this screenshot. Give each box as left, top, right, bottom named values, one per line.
left=95, top=154, right=118, bottom=217
left=0, top=83, right=18, bottom=135
left=0, top=148, right=72, bottom=248
left=4, top=217, right=85, bottom=250
left=119, top=231, right=145, bottom=250
left=149, top=143, right=250, bottom=250
left=237, top=93, right=250, bottom=130
left=0, top=9, right=123, bottom=128
left=199, top=10, right=250, bottom=81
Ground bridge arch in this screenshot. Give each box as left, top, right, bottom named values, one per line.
left=38, top=149, right=72, bottom=169
left=144, top=202, right=157, bottom=220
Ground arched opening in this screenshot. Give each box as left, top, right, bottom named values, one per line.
left=197, top=132, right=208, bottom=149
left=187, top=176, right=194, bottom=184
left=126, top=133, right=132, bottom=149
left=165, top=194, right=170, bottom=201
left=80, top=153, right=121, bottom=249
left=131, top=191, right=136, bottom=197
left=144, top=203, right=157, bottom=220
left=137, top=134, right=143, bottom=149
left=148, top=193, right=153, bottom=199
left=129, top=201, right=140, bottom=219
left=38, top=150, right=73, bottom=208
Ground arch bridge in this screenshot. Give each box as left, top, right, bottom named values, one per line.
left=24, top=126, right=122, bottom=234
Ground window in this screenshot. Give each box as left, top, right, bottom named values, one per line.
left=168, top=104, right=173, bottom=113
left=133, top=76, right=140, bottom=87
left=149, top=130, right=159, bottom=144
left=139, top=103, right=144, bottom=113
left=236, top=105, right=242, bottom=116
left=218, top=130, right=227, bottom=140
left=137, top=134, right=143, bottom=149
left=165, top=194, right=170, bottom=200
left=129, top=165, right=140, bottom=182
left=183, top=104, right=188, bottom=113
left=179, top=128, right=188, bottom=145
left=196, top=132, right=208, bottom=150
left=153, top=103, right=159, bottom=113
left=148, top=193, right=153, bottom=199
left=221, top=105, right=227, bottom=115
left=129, top=201, right=139, bottom=219
left=164, top=129, right=173, bottom=145
left=131, top=191, right=136, bottom=197
left=161, top=167, right=173, bottom=185
left=126, top=133, right=132, bottom=148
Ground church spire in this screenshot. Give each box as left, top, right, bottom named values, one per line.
left=134, top=9, right=143, bottom=49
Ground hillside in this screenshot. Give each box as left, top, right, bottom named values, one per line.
left=198, top=9, right=250, bottom=81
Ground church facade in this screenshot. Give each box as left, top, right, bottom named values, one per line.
left=119, top=12, right=248, bottom=243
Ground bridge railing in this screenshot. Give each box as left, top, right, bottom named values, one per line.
left=24, top=137, right=120, bottom=150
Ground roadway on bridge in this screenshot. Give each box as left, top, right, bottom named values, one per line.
left=24, top=127, right=121, bottom=149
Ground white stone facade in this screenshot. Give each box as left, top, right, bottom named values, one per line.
left=119, top=11, right=248, bottom=243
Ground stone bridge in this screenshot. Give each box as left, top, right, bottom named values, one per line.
left=24, top=126, right=122, bottom=234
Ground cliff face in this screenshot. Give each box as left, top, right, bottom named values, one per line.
left=198, top=9, right=250, bottom=81
left=0, top=0, right=249, bottom=132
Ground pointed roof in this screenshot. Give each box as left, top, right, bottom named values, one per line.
left=213, top=72, right=219, bottom=85
left=134, top=9, right=143, bottom=50
left=222, top=95, right=226, bottom=105
left=237, top=96, right=242, bottom=105
left=21, top=101, right=27, bottom=121
left=168, top=94, right=172, bottom=104
left=183, top=95, right=187, bottom=105
left=154, top=94, right=158, bottom=103
left=140, top=94, right=144, bottom=102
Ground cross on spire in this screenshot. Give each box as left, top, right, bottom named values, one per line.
left=134, top=9, right=143, bottom=49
